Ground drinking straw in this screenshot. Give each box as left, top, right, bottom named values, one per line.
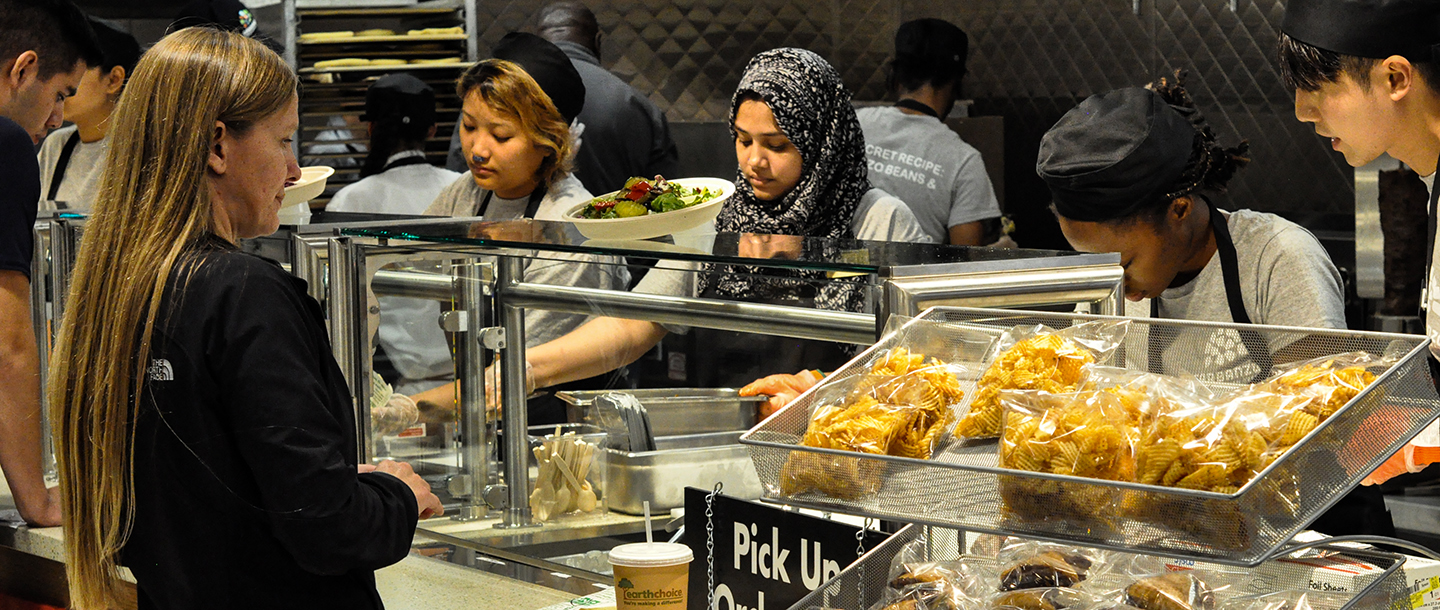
left=644, top=500, right=653, bottom=544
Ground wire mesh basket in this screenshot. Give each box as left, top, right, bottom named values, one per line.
left=741, top=307, right=1439, bottom=566
left=790, top=524, right=1408, bottom=610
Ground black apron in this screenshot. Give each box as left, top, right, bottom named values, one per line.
left=44, top=130, right=81, bottom=207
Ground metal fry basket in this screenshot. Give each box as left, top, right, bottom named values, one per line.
left=741, top=307, right=1439, bottom=567
left=788, top=524, right=1408, bottom=610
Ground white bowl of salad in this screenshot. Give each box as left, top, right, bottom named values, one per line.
left=563, top=176, right=734, bottom=240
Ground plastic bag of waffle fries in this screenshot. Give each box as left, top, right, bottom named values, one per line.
left=957, top=320, right=1130, bottom=439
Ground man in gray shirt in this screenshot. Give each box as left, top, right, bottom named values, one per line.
left=858, top=19, right=1000, bottom=245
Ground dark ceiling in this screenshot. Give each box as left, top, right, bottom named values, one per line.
left=75, top=0, right=191, bottom=19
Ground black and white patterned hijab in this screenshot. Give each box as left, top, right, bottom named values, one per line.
left=700, top=48, right=871, bottom=312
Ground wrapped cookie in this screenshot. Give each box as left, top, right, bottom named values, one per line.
left=987, top=587, right=1092, bottom=610
left=1124, top=572, right=1216, bottom=610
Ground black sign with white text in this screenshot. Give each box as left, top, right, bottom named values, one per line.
left=682, top=487, right=890, bottom=610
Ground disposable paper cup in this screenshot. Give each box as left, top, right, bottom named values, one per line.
left=609, top=542, right=692, bottom=610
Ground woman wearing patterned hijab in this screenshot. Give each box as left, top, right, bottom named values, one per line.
left=519, top=48, right=929, bottom=412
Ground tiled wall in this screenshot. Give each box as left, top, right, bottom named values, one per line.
left=487, top=0, right=1353, bottom=248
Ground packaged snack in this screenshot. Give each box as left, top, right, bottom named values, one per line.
left=780, top=348, right=967, bottom=499
left=1124, top=573, right=1216, bottom=610
left=1260, top=352, right=1385, bottom=423
left=996, top=541, right=1102, bottom=592
left=987, top=587, right=1093, bottom=610
left=959, top=321, right=1129, bottom=438
left=874, top=536, right=984, bottom=610
left=997, top=390, right=1137, bottom=535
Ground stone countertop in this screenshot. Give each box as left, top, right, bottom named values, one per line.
left=0, top=472, right=575, bottom=610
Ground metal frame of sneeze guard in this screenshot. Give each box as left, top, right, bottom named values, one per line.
left=325, top=226, right=1125, bottom=531
left=740, top=306, right=1440, bottom=567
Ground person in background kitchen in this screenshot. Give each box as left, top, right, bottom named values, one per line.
left=515, top=48, right=931, bottom=413
left=49, top=28, right=440, bottom=610
left=1038, top=72, right=1389, bottom=537
left=534, top=1, right=680, bottom=195
left=1277, top=0, right=1440, bottom=490
left=857, top=18, right=1002, bottom=246
left=327, top=73, right=461, bottom=402
left=36, top=16, right=140, bottom=212
left=410, top=32, right=631, bottom=426
left=0, top=0, right=100, bottom=528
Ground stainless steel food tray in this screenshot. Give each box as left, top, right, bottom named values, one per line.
left=789, top=524, right=1408, bottom=610
left=557, top=388, right=764, bottom=437
left=740, top=306, right=1439, bottom=566
left=598, top=431, right=762, bottom=514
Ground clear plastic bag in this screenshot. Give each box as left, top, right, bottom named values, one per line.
left=1258, top=351, right=1389, bottom=425
left=780, top=342, right=980, bottom=499
left=986, top=586, right=1096, bottom=610
left=870, top=536, right=985, bottom=610
left=1122, top=571, right=1219, bottom=610
left=959, top=321, right=1130, bottom=438
left=995, top=540, right=1105, bottom=592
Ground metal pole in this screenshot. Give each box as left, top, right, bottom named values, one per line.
left=504, top=282, right=876, bottom=345
left=495, top=256, right=535, bottom=529
left=453, top=261, right=489, bottom=521
left=291, top=235, right=329, bottom=303
left=30, top=222, right=53, bottom=480
left=328, top=237, right=372, bottom=463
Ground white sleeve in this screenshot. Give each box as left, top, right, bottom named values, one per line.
left=946, top=147, right=1002, bottom=228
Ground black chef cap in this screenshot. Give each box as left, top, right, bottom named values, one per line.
left=491, top=31, right=585, bottom=123
left=174, top=0, right=257, bottom=37
left=895, top=18, right=968, bottom=80
left=89, top=18, right=141, bottom=77
left=1282, top=0, right=1440, bottom=61
left=1037, top=87, right=1197, bottom=222
left=361, top=73, right=436, bottom=126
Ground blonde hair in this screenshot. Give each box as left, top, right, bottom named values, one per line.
left=49, top=28, right=296, bottom=609
left=456, top=59, right=574, bottom=191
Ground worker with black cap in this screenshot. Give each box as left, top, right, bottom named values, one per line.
left=1038, top=72, right=1396, bottom=536
left=413, top=32, right=627, bottom=426
left=37, top=17, right=140, bottom=212
left=1278, top=0, right=1440, bottom=486
left=327, top=74, right=462, bottom=403
left=858, top=18, right=1001, bottom=245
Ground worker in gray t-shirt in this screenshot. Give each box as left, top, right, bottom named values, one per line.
left=858, top=18, right=1000, bottom=245
left=1039, top=75, right=1387, bottom=538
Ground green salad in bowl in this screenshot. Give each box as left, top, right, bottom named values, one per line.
left=579, top=176, right=722, bottom=219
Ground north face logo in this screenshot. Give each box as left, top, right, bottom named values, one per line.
left=148, top=359, right=174, bottom=381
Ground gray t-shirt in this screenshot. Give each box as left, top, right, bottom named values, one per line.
left=424, top=172, right=628, bottom=347
left=37, top=125, right=109, bottom=212
left=856, top=106, right=1001, bottom=243
left=1124, top=209, right=1344, bottom=382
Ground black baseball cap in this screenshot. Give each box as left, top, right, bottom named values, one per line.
left=1282, top=0, right=1440, bottom=61
left=174, top=0, right=257, bottom=37
left=491, top=31, right=586, bottom=123
left=895, top=18, right=968, bottom=79
left=360, top=73, right=436, bottom=126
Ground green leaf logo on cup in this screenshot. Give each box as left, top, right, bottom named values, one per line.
left=617, top=579, right=635, bottom=589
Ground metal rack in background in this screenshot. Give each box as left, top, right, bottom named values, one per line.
left=281, top=0, right=478, bottom=206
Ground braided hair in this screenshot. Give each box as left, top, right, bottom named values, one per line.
left=1147, top=71, right=1251, bottom=210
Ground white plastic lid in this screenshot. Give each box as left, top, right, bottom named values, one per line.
left=608, top=542, right=693, bottom=567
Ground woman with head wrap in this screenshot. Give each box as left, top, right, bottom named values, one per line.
left=517, top=47, right=929, bottom=415
left=1039, top=74, right=1387, bottom=537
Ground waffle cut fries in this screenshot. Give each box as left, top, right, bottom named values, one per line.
left=998, top=390, right=1138, bottom=535
left=780, top=348, right=964, bottom=499
left=959, top=332, right=1098, bottom=438
left=1260, top=353, right=1381, bottom=422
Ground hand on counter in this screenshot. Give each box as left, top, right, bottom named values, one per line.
left=370, top=460, right=444, bottom=520
left=740, top=369, right=824, bottom=419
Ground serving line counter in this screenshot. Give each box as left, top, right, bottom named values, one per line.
left=315, top=218, right=1122, bottom=578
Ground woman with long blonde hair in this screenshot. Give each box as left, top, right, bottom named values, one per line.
left=49, top=27, right=441, bottom=610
